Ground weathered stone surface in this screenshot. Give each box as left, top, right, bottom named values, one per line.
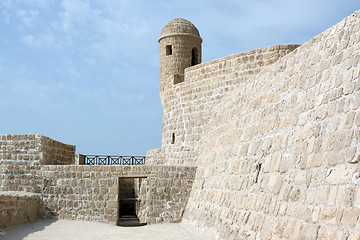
left=2, top=9, right=360, bottom=240
left=41, top=165, right=196, bottom=225
left=0, top=134, right=75, bottom=193
left=0, top=191, right=42, bottom=228
left=170, top=10, right=360, bottom=240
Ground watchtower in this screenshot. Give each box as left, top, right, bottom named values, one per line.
left=158, top=18, right=202, bottom=105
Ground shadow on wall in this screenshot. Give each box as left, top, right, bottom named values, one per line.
left=0, top=191, right=57, bottom=229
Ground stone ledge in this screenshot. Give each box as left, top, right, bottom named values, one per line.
left=0, top=191, right=43, bottom=228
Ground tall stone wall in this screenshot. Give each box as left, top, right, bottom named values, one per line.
left=41, top=165, right=196, bottom=224
left=147, top=44, right=299, bottom=166
left=183, top=10, right=360, bottom=240
left=0, top=134, right=76, bottom=192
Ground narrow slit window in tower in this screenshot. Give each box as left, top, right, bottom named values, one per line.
left=171, top=133, right=175, bottom=144
left=166, top=45, right=172, bottom=55
left=191, top=47, right=199, bottom=66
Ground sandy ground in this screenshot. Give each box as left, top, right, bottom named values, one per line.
left=1, top=219, right=208, bottom=240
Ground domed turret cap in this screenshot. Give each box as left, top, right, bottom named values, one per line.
left=158, top=18, right=202, bottom=42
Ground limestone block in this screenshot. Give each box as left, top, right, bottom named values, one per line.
left=258, top=218, right=273, bottom=240
left=267, top=174, right=283, bottom=195
left=279, top=155, right=293, bottom=173
left=326, top=165, right=356, bottom=185
left=314, top=105, right=328, bottom=120
left=355, top=190, right=360, bottom=207
left=279, top=218, right=294, bottom=238
left=292, top=220, right=302, bottom=240
left=348, top=230, right=360, bottom=240
left=317, top=186, right=330, bottom=202
left=300, top=223, right=320, bottom=240
left=305, top=189, right=316, bottom=204
left=312, top=206, right=321, bottom=222
left=273, top=218, right=286, bottom=238
left=320, top=206, right=338, bottom=224
left=328, top=186, right=338, bottom=205
left=107, top=201, right=118, bottom=208
left=317, top=226, right=337, bottom=240
left=342, top=209, right=360, bottom=227
left=311, top=153, right=324, bottom=168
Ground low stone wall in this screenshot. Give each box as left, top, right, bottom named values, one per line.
left=41, top=165, right=196, bottom=224
left=40, top=136, right=76, bottom=165
left=0, top=134, right=42, bottom=161
left=0, top=134, right=76, bottom=193
left=0, top=159, right=43, bottom=193
left=0, top=135, right=195, bottom=226
left=0, top=134, right=75, bottom=165
left=0, top=191, right=42, bottom=228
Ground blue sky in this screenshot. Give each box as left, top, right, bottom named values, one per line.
left=0, top=0, right=359, bottom=155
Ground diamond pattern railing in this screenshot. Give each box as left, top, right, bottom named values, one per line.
left=84, top=155, right=146, bottom=165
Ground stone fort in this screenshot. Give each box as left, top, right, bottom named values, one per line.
left=1, top=9, right=360, bottom=240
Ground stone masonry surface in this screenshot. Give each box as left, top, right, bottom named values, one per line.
left=147, top=44, right=299, bottom=166
left=41, top=165, right=196, bottom=225
left=0, top=134, right=75, bottom=193
left=0, top=134, right=196, bottom=226
left=1, top=9, right=360, bottom=240
left=0, top=191, right=42, bottom=228
left=180, top=10, right=360, bottom=240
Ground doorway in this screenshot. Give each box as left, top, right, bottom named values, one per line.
left=118, top=177, right=147, bottom=226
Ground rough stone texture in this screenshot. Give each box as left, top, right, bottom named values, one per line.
left=0, top=134, right=196, bottom=226
left=75, top=153, right=85, bottom=165
left=0, top=134, right=75, bottom=193
left=40, top=136, right=76, bottom=165
left=1, top=10, right=360, bottom=239
left=148, top=44, right=299, bottom=166
left=0, top=191, right=42, bottom=228
left=158, top=18, right=203, bottom=105
left=0, top=134, right=75, bottom=165
left=180, top=10, right=360, bottom=239
left=41, top=165, right=196, bottom=225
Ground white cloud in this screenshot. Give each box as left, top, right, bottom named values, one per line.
left=17, top=9, right=39, bottom=27
left=1, top=0, right=13, bottom=24
left=1, top=0, right=13, bottom=8
left=53, top=0, right=154, bottom=62
left=26, top=0, right=53, bottom=9
left=1, top=0, right=50, bottom=25
left=21, top=33, right=61, bottom=49
left=90, top=17, right=152, bottom=62
left=58, top=0, right=92, bottom=34
left=1, top=10, right=10, bottom=24
left=21, top=35, right=38, bottom=47
left=83, top=57, right=96, bottom=66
